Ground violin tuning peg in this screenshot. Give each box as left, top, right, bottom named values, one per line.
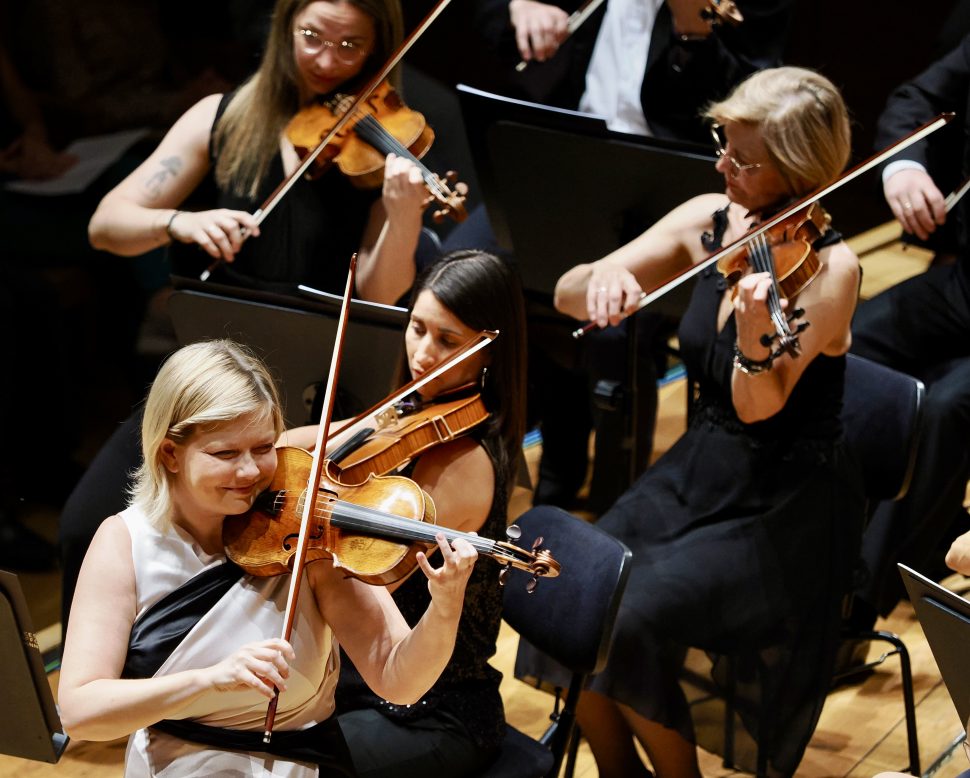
left=760, top=332, right=775, bottom=348
left=455, top=181, right=469, bottom=197
left=499, top=565, right=510, bottom=587
left=505, top=524, right=522, bottom=541
left=444, top=169, right=458, bottom=183
left=531, top=535, right=545, bottom=551
left=526, top=577, right=539, bottom=594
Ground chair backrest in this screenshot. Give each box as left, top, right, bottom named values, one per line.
left=841, top=353, right=925, bottom=503
left=501, top=505, right=632, bottom=675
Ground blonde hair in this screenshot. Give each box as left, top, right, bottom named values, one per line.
left=214, top=0, right=404, bottom=199
left=129, top=340, right=284, bottom=527
left=705, top=66, right=851, bottom=196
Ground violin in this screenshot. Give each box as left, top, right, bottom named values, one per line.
left=286, top=80, right=468, bottom=223
left=223, top=449, right=560, bottom=588
left=716, top=201, right=829, bottom=359
left=332, top=386, right=489, bottom=483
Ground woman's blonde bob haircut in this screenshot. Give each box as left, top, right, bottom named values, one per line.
left=705, top=66, right=851, bottom=197
left=129, top=340, right=285, bottom=528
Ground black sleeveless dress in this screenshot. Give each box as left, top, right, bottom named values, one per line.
left=169, top=93, right=380, bottom=295
left=334, top=432, right=507, bottom=774
left=531, top=208, right=865, bottom=776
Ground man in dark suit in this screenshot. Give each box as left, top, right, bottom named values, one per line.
left=474, top=0, right=793, bottom=143
left=851, top=32, right=970, bottom=622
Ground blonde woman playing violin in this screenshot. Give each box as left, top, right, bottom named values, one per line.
left=58, top=339, right=477, bottom=777
left=545, top=66, right=865, bottom=778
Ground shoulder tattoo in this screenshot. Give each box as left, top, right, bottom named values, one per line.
left=143, top=156, right=184, bottom=201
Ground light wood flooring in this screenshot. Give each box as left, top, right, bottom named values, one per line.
left=3, top=223, right=969, bottom=777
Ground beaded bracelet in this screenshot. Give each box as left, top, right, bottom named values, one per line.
left=732, top=343, right=773, bottom=376
left=165, top=210, right=184, bottom=241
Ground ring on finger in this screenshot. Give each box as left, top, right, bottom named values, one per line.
left=903, top=201, right=913, bottom=210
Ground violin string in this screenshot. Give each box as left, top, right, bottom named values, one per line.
left=749, top=234, right=790, bottom=338
left=291, top=488, right=509, bottom=557
left=352, top=114, right=448, bottom=197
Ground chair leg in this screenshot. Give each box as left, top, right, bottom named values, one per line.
left=855, top=629, right=920, bottom=775
left=562, top=725, right=581, bottom=778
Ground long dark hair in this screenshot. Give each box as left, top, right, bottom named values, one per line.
left=397, top=250, right=527, bottom=484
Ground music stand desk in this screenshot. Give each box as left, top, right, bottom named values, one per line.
left=168, top=278, right=407, bottom=428
left=0, top=570, right=68, bottom=763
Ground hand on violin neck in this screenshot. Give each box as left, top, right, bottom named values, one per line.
left=382, top=153, right=429, bottom=221
left=733, top=271, right=782, bottom=361
left=417, top=532, right=478, bottom=619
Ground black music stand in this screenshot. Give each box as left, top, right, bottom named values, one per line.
left=168, top=278, right=408, bottom=428
left=899, top=564, right=970, bottom=728
left=0, top=570, right=69, bottom=763
left=457, top=85, right=723, bottom=498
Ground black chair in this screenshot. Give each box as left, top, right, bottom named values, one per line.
left=479, top=505, right=632, bottom=778
left=836, top=352, right=925, bottom=774
left=720, top=353, right=925, bottom=775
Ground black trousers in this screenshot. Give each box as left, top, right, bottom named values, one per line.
left=851, top=262, right=970, bottom=614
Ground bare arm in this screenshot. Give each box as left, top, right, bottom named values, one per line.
left=730, top=241, right=860, bottom=423
left=58, top=516, right=293, bottom=741
left=554, top=193, right=725, bottom=326
left=87, top=94, right=260, bottom=260
left=945, top=529, right=970, bottom=576
left=355, top=153, right=427, bottom=304
left=311, top=532, right=476, bottom=704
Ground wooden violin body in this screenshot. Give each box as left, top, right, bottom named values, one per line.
left=717, top=201, right=830, bottom=300
left=335, top=390, right=489, bottom=483
left=286, top=81, right=468, bottom=222
left=223, top=448, right=560, bottom=586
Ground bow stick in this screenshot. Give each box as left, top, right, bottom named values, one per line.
left=200, top=0, right=455, bottom=281
left=262, top=255, right=357, bottom=744
left=572, top=112, right=955, bottom=338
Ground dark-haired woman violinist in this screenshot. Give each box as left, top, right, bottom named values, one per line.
left=548, top=66, right=866, bottom=777
left=88, top=0, right=428, bottom=304
left=282, top=250, right=528, bottom=776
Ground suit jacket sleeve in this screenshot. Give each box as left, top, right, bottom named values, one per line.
left=874, top=33, right=970, bottom=177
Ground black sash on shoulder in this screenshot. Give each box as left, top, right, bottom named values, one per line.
left=123, top=561, right=244, bottom=680
left=150, top=717, right=357, bottom=776
left=123, top=562, right=357, bottom=774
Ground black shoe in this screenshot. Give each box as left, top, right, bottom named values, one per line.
left=0, top=514, right=57, bottom=572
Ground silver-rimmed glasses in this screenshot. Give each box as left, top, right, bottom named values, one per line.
left=710, top=123, right=762, bottom=178
left=294, top=28, right=369, bottom=65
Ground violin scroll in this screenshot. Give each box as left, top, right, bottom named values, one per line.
left=496, top=523, right=561, bottom=593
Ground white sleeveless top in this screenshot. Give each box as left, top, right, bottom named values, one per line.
left=120, top=505, right=340, bottom=777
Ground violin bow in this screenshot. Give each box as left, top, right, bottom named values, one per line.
left=200, top=0, right=455, bottom=281
left=572, top=112, right=955, bottom=338
left=262, top=255, right=357, bottom=744
left=945, top=174, right=970, bottom=213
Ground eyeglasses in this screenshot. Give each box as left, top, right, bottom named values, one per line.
left=294, top=28, right=369, bottom=65
left=710, top=124, right=762, bottom=178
